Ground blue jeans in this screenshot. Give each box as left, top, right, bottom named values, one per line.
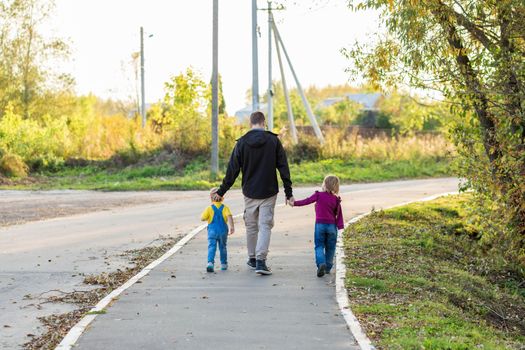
left=314, top=223, right=338, bottom=271
left=207, top=229, right=228, bottom=265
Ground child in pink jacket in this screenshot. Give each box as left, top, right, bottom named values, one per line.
left=293, top=175, right=344, bottom=277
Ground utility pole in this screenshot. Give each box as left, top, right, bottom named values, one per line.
left=260, top=2, right=283, bottom=130
left=140, top=26, right=146, bottom=128
left=267, top=1, right=273, bottom=131
left=252, top=0, right=259, bottom=112
left=272, top=13, right=297, bottom=144
left=211, top=0, right=219, bottom=176
left=272, top=22, right=324, bottom=143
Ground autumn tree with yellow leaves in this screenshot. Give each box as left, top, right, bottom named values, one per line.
left=345, top=0, right=525, bottom=264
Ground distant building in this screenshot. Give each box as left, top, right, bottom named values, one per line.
left=320, top=93, right=383, bottom=127
left=346, top=93, right=382, bottom=111
left=318, top=97, right=345, bottom=108
left=234, top=104, right=268, bottom=124
left=235, top=93, right=384, bottom=127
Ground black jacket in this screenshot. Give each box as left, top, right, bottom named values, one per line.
left=217, top=129, right=293, bottom=199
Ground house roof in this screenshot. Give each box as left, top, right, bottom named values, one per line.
left=318, top=97, right=345, bottom=108
left=234, top=104, right=268, bottom=123
left=345, top=93, right=382, bottom=110
left=318, top=93, right=383, bottom=111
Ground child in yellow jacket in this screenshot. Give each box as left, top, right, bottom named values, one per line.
left=201, top=188, right=234, bottom=272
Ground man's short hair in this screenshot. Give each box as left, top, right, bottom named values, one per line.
left=250, top=111, right=265, bottom=126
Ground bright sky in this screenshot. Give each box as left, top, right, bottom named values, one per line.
left=49, top=0, right=379, bottom=115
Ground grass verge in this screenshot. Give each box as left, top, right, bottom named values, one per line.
left=343, top=194, right=525, bottom=350
left=0, top=157, right=451, bottom=191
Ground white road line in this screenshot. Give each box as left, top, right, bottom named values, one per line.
left=335, top=191, right=459, bottom=350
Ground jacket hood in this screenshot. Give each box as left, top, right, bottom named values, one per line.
left=243, top=129, right=270, bottom=148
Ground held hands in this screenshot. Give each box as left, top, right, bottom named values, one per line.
left=286, top=196, right=295, bottom=207
left=212, top=192, right=223, bottom=202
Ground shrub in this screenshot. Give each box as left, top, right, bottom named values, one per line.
left=0, top=153, right=28, bottom=177
left=285, top=136, right=322, bottom=163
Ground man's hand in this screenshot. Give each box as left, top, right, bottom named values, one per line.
left=212, top=192, right=223, bottom=202
left=286, top=196, right=295, bottom=207
left=229, top=227, right=235, bottom=235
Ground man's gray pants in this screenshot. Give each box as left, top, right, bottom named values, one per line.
left=243, top=195, right=277, bottom=261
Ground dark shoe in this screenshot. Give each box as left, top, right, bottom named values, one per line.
left=206, top=262, right=214, bottom=273
left=247, top=258, right=256, bottom=269
left=255, top=259, right=272, bottom=275
left=317, top=263, right=326, bottom=277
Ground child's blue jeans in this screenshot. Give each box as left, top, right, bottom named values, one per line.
left=314, top=223, right=338, bottom=271
left=207, top=228, right=228, bottom=265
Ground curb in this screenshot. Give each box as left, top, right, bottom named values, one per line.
left=54, top=203, right=272, bottom=350
left=335, top=191, right=459, bottom=350
left=55, top=222, right=209, bottom=350
left=55, top=190, right=459, bottom=349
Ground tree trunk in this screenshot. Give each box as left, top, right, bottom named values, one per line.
left=433, top=9, right=502, bottom=166
left=498, top=5, right=525, bottom=141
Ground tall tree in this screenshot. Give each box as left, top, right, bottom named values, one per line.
left=150, top=68, right=210, bottom=154
left=345, top=0, right=525, bottom=262
left=0, top=0, right=72, bottom=119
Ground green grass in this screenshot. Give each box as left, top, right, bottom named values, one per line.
left=291, top=158, right=450, bottom=184
left=0, top=157, right=451, bottom=191
left=343, top=195, right=525, bottom=349
left=86, top=309, right=107, bottom=315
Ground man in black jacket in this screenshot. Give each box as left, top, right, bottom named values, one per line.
left=213, top=111, right=294, bottom=275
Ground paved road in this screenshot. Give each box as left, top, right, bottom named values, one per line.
left=1, top=190, right=245, bottom=349
left=64, top=178, right=458, bottom=350
left=0, top=179, right=458, bottom=349
left=0, top=190, right=177, bottom=227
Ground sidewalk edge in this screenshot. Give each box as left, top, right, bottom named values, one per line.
left=54, top=208, right=251, bottom=350
left=335, top=191, right=459, bottom=350
left=54, top=222, right=208, bottom=350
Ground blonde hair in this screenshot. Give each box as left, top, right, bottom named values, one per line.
left=322, top=175, right=340, bottom=195
left=210, top=187, right=222, bottom=201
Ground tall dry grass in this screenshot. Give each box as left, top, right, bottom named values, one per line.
left=285, top=129, right=453, bottom=162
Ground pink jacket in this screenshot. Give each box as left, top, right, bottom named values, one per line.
left=294, top=191, right=344, bottom=229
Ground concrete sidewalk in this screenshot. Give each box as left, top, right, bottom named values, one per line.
left=73, top=178, right=458, bottom=350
